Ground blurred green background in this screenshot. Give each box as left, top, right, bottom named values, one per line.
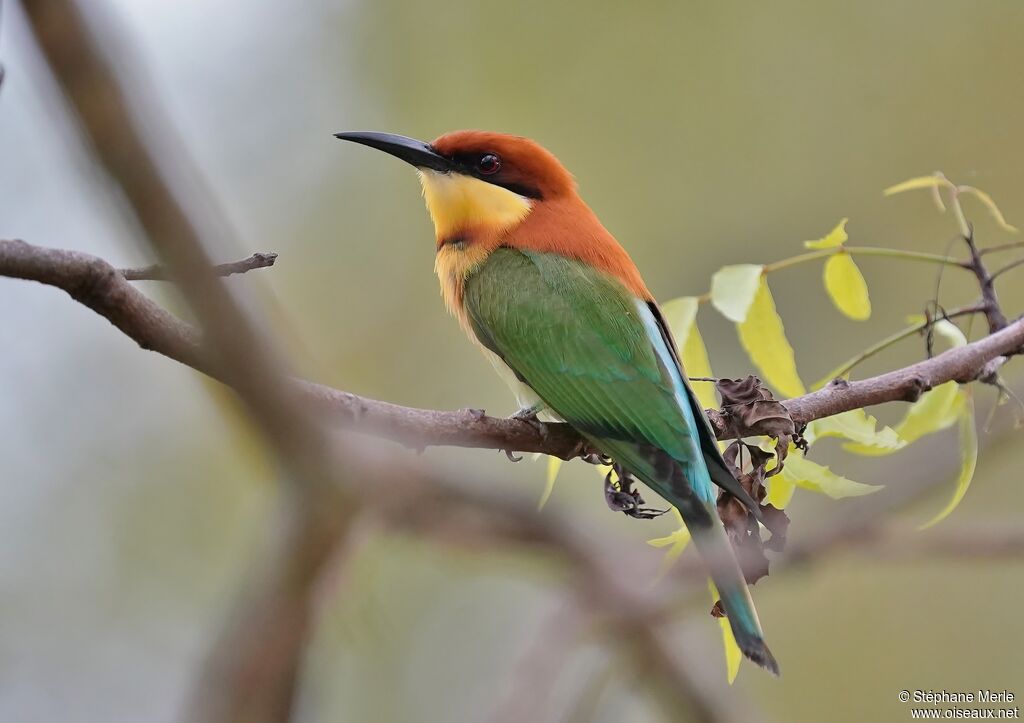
left=2, top=1, right=1023, bottom=721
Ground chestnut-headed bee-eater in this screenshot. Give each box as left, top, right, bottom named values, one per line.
left=335, top=130, right=779, bottom=675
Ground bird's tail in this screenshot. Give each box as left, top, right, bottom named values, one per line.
left=597, top=438, right=779, bottom=675
left=675, top=483, right=780, bottom=676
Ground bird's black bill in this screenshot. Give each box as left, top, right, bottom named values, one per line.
left=333, top=131, right=454, bottom=173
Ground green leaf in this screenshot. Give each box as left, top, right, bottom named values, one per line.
left=807, top=409, right=904, bottom=452
left=919, top=389, right=978, bottom=529
left=708, top=581, right=742, bottom=684
left=883, top=175, right=955, bottom=196
left=823, top=252, right=871, bottom=320
left=710, top=264, right=764, bottom=322
left=779, top=451, right=883, bottom=499
left=736, top=277, right=807, bottom=398
left=538, top=456, right=561, bottom=510
left=804, top=218, right=849, bottom=249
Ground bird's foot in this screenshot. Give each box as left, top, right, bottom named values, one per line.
left=512, top=404, right=548, bottom=441
left=604, top=466, right=668, bottom=520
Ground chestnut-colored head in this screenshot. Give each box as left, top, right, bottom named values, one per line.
left=429, top=130, right=576, bottom=201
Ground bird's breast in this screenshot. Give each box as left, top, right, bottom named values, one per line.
left=434, top=241, right=494, bottom=332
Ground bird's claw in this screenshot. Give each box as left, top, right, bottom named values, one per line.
left=603, top=466, right=668, bottom=519
left=512, top=405, right=548, bottom=441
left=579, top=450, right=611, bottom=466
left=503, top=449, right=524, bottom=462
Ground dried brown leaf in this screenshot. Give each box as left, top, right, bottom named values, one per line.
left=717, top=376, right=796, bottom=437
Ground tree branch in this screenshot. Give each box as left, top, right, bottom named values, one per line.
left=120, top=252, right=278, bottom=281
left=962, top=224, right=1009, bottom=333
left=3, top=237, right=1024, bottom=460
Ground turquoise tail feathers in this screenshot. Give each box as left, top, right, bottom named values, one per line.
left=679, top=491, right=780, bottom=676
left=672, top=475, right=780, bottom=676
left=595, top=438, right=780, bottom=676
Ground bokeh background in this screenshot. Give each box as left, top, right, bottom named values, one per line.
left=2, top=1, right=1024, bottom=721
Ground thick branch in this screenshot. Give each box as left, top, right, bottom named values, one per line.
left=3, top=238, right=1024, bottom=460
left=963, top=226, right=1009, bottom=333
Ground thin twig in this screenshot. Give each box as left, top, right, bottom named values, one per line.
left=991, top=256, right=1024, bottom=282
left=120, top=252, right=278, bottom=281
left=980, top=240, right=1024, bottom=256
left=814, top=303, right=986, bottom=386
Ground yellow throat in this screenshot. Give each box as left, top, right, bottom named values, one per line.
left=418, top=170, right=533, bottom=325
left=418, top=170, right=532, bottom=242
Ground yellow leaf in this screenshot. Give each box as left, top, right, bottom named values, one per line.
left=766, top=474, right=796, bottom=508
left=736, top=278, right=807, bottom=398
left=710, top=264, right=764, bottom=323
left=823, top=252, right=871, bottom=320
left=662, top=297, right=719, bottom=411
left=807, top=409, right=904, bottom=451
left=932, top=318, right=968, bottom=348
left=920, top=389, right=978, bottom=529
left=647, top=508, right=691, bottom=577
left=804, top=218, right=849, bottom=249
left=959, top=186, right=1019, bottom=233
left=779, top=451, right=883, bottom=499
left=844, top=382, right=963, bottom=456
left=897, top=382, right=964, bottom=442
left=708, top=581, right=742, bottom=684
left=538, top=456, right=561, bottom=510
left=661, top=296, right=700, bottom=342
left=762, top=442, right=795, bottom=506
left=904, top=314, right=967, bottom=350
left=883, top=175, right=955, bottom=196
left=663, top=297, right=719, bottom=412
left=683, top=326, right=718, bottom=411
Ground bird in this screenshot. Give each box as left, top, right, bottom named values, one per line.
left=335, top=129, right=779, bottom=675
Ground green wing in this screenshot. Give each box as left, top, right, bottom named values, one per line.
left=465, top=248, right=707, bottom=487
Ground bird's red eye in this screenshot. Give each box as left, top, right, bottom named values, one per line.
left=477, top=153, right=501, bottom=175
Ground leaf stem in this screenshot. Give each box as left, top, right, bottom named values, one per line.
left=813, top=304, right=986, bottom=387
left=693, top=245, right=969, bottom=305
left=991, top=257, right=1024, bottom=281
left=763, top=246, right=968, bottom=273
